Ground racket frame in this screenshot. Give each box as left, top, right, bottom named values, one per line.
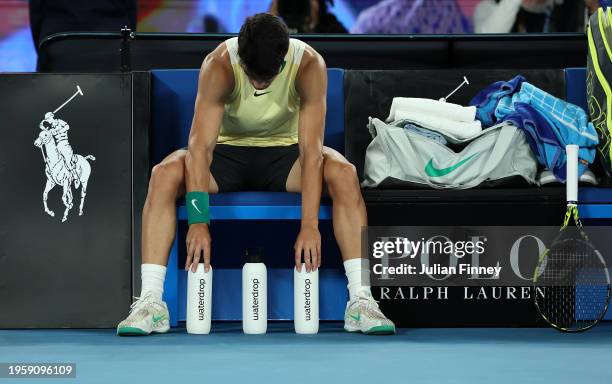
left=533, top=145, right=611, bottom=332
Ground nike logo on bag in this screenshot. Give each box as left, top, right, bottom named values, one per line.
left=152, top=314, right=166, bottom=323
left=191, top=199, right=203, bottom=214
left=253, top=91, right=272, bottom=97
left=425, top=153, right=480, bottom=177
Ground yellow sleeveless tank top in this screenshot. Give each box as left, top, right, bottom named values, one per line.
left=219, top=37, right=306, bottom=147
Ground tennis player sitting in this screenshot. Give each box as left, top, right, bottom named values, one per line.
left=117, top=13, right=395, bottom=336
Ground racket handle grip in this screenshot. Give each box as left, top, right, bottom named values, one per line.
left=566, top=144, right=579, bottom=203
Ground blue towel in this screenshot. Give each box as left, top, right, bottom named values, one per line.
left=505, top=103, right=589, bottom=182
left=512, top=83, right=598, bottom=149
left=470, top=76, right=599, bottom=181
left=471, top=75, right=526, bottom=127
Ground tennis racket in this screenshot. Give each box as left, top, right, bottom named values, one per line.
left=533, top=145, right=611, bottom=332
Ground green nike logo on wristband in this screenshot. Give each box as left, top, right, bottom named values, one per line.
left=186, top=191, right=210, bottom=225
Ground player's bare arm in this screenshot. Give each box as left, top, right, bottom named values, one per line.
left=293, top=47, right=327, bottom=273
left=184, top=45, right=234, bottom=273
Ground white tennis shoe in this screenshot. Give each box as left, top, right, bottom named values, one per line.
left=344, top=290, right=396, bottom=335
left=117, top=291, right=170, bottom=336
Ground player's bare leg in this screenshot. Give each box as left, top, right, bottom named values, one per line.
left=142, top=149, right=218, bottom=266
left=286, top=147, right=395, bottom=334
left=117, top=149, right=219, bottom=335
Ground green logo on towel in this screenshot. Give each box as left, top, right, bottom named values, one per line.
left=425, top=153, right=480, bottom=177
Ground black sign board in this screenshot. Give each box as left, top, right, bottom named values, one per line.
left=0, top=74, right=141, bottom=328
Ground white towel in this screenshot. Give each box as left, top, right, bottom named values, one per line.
left=394, top=109, right=482, bottom=142
left=386, top=98, right=477, bottom=123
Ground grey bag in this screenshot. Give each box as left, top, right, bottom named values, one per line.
left=362, top=118, right=538, bottom=189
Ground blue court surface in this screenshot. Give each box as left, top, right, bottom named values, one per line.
left=2, top=322, right=612, bottom=384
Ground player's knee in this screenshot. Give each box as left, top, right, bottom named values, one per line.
left=149, top=160, right=183, bottom=195
left=325, top=160, right=358, bottom=195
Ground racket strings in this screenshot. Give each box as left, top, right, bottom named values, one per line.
left=534, top=236, right=610, bottom=331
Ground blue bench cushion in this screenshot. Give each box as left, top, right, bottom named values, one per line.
left=210, top=192, right=301, bottom=206
left=208, top=192, right=331, bottom=206
left=178, top=192, right=332, bottom=220
left=565, top=67, right=587, bottom=113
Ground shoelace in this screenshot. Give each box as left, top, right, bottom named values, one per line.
left=348, top=292, right=377, bottom=312
left=364, top=298, right=378, bottom=313
left=360, top=295, right=384, bottom=317
left=129, top=292, right=157, bottom=313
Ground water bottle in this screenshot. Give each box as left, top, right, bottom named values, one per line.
left=242, top=247, right=267, bottom=334
left=186, top=264, right=213, bottom=334
left=294, top=263, right=319, bottom=334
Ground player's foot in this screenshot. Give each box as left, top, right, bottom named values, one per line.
left=117, top=291, right=170, bottom=336
left=344, top=290, right=395, bottom=335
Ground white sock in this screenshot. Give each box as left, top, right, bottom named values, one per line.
left=141, top=263, right=166, bottom=301
left=343, top=258, right=372, bottom=301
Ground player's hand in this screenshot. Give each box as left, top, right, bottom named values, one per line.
left=186, top=223, right=212, bottom=273
left=294, top=225, right=321, bottom=273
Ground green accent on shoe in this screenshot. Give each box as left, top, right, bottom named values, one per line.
left=117, top=326, right=149, bottom=336
left=348, top=313, right=360, bottom=322
left=364, top=325, right=396, bottom=335
left=152, top=314, right=166, bottom=323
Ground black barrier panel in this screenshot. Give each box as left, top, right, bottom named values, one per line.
left=0, top=74, right=133, bottom=328
left=364, top=201, right=565, bottom=326
left=130, top=72, right=151, bottom=299
left=37, top=32, right=586, bottom=72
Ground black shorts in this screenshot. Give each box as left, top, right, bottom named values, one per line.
left=207, top=144, right=299, bottom=192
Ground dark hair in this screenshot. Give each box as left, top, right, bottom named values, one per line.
left=238, top=13, right=289, bottom=81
